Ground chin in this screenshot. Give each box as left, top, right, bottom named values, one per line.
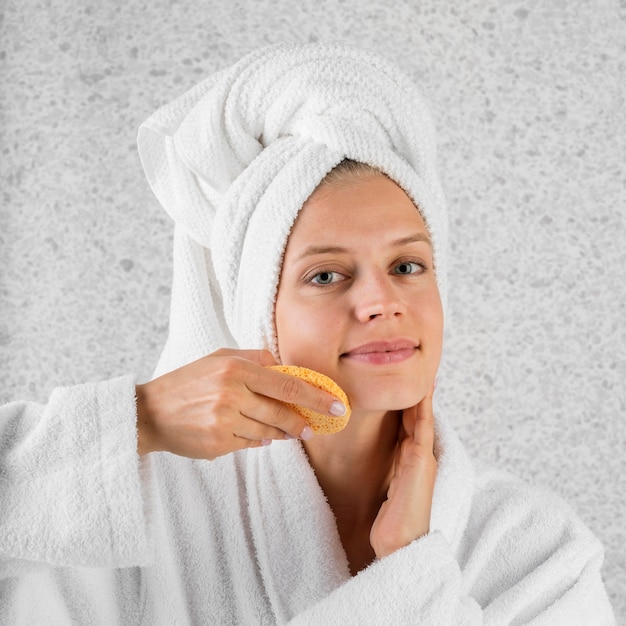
left=333, top=355, right=437, bottom=411
left=352, top=396, right=423, bottom=413
left=342, top=380, right=426, bottom=413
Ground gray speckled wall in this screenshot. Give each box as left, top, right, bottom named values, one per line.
left=2, top=0, right=625, bottom=616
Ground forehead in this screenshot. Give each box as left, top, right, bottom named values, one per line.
left=285, top=174, right=429, bottom=251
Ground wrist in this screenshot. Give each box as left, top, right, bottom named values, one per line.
left=136, top=383, right=156, bottom=455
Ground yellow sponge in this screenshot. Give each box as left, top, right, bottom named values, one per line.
left=267, top=365, right=351, bottom=434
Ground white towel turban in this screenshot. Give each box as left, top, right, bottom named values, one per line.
left=138, top=43, right=448, bottom=375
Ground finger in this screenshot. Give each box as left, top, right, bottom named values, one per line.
left=202, top=354, right=312, bottom=440
left=246, top=367, right=347, bottom=420
left=233, top=413, right=294, bottom=443
left=413, top=390, right=435, bottom=452
left=237, top=394, right=312, bottom=440
left=230, top=434, right=268, bottom=454
left=205, top=424, right=283, bottom=458
left=402, top=378, right=436, bottom=442
left=401, top=404, right=417, bottom=439
left=211, top=348, right=278, bottom=367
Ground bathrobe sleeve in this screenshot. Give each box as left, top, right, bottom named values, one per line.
left=0, top=376, right=151, bottom=579
left=288, top=473, right=615, bottom=625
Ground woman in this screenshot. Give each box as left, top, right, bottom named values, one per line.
left=0, top=43, right=615, bottom=624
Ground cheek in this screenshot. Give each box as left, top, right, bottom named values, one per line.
left=275, top=292, right=310, bottom=363
left=275, top=294, right=340, bottom=367
left=419, top=289, right=444, bottom=364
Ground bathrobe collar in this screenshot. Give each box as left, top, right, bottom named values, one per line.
left=244, top=411, right=474, bottom=622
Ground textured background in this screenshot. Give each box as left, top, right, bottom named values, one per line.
left=1, top=0, right=624, bottom=616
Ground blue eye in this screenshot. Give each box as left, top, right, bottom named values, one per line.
left=311, top=271, right=340, bottom=285
left=394, top=261, right=423, bottom=275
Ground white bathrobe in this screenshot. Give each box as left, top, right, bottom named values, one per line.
left=0, top=375, right=615, bottom=625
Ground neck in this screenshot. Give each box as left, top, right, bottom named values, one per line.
left=303, top=409, right=400, bottom=527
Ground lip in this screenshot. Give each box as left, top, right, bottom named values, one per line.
left=341, top=339, right=418, bottom=365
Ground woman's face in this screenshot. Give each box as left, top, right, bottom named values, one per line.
left=275, top=174, right=443, bottom=413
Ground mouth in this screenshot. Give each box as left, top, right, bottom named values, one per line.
left=340, top=339, right=419, bottom=365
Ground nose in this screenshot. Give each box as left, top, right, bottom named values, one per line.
left=353, top=271, right=406, bottom=322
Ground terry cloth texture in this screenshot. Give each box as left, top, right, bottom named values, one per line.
left=0, top=377, right=615, bottom=624
left=137, top=43, right=449, bottom=371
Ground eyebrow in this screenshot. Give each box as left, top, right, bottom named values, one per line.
left=296, top=232, right=432, bottom=261
left=393, top=233, right=432, bottom=247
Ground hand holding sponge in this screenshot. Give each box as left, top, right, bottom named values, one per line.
left=268, top=365, right=351, bottom=434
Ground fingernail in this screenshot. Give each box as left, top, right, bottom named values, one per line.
left=284, top=433, right=296, bottom=440
left=434, top=376, right=439, bottom=390
left=299, top=425, right=314, bottom=441
left=330, top=401, right=346, bottom=417
left=261, top=438, right=272, bottom=446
